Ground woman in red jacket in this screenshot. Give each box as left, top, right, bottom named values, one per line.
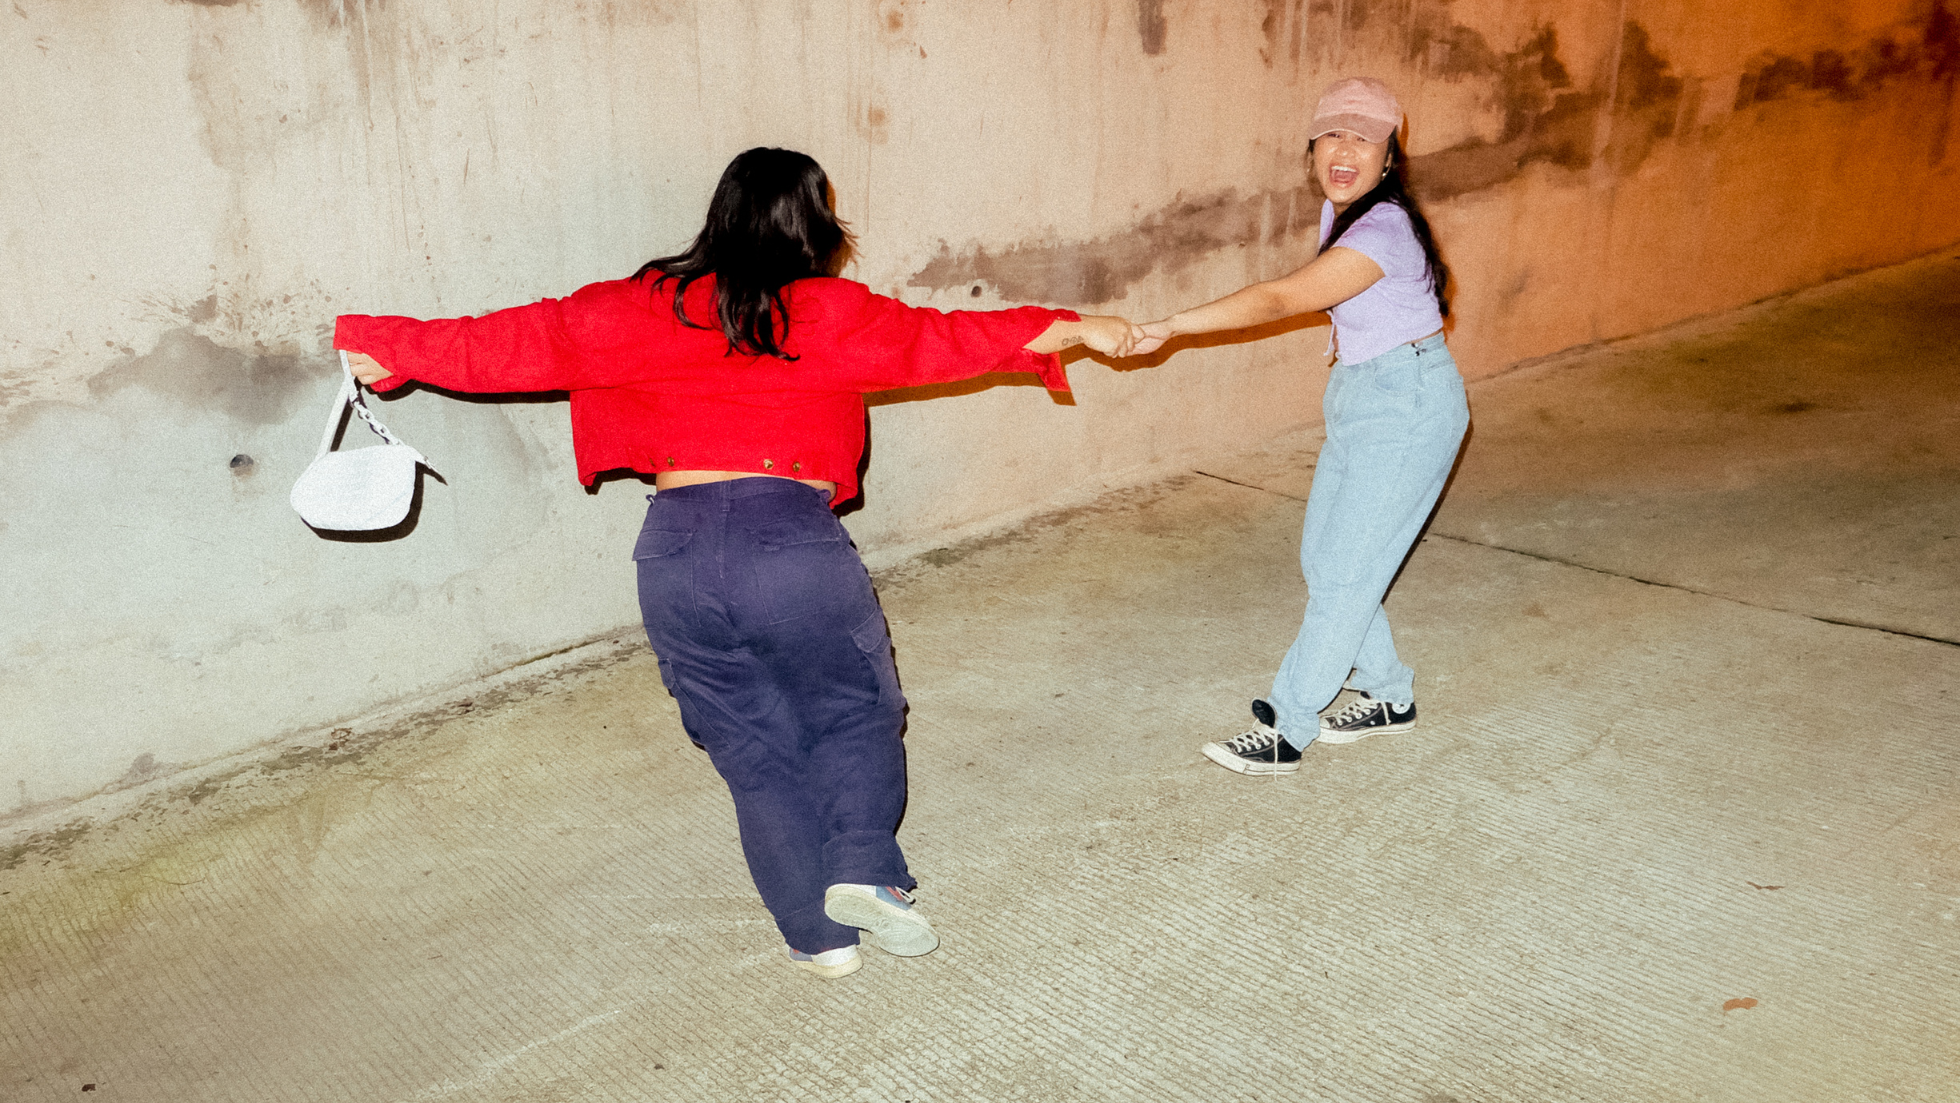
left=338, top=147, right=1137, bottom=980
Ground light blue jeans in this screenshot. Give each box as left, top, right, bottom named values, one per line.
left=1269, top=332, right=1469, bottom=749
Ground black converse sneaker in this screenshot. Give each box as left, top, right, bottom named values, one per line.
left=1316, top=694, right=1417, bottom=744
left=1201, top=699, right=1303, bottom=775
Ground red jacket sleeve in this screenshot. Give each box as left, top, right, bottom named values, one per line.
left=333, top=280, right=655, bottom=394
left=787, top=280, right=1077, bottom=393
left=335, top=276, right=1080, bottom=395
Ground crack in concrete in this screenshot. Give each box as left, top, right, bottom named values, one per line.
left=1191, top=469, right=1309, bottom=500
left=1425, top=533, right=1960, bottom=649
left=1190, top=470, right=1959, bottom=649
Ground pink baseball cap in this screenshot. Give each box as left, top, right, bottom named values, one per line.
left=1309, top=77, right=1403, bottom=143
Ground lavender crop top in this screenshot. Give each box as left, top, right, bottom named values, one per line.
left=1319, top=200, right=1445, bottom=364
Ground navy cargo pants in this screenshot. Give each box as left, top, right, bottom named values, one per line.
left=634, top=477, right=914, bottom=954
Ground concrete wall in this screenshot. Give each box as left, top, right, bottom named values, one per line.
left=4, top=0, right=1956, bottom=819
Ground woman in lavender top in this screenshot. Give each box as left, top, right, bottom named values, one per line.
left=1133, top=77, right=1469, bottom=774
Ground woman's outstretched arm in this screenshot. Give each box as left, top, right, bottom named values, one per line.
left=334, top=280, right=651, bottom=392
left=1025, top=315, right=1144, bottom=358
left=344, top=289, right=1143, bottom=387
left=1131, top=247, right=1383, bottom=356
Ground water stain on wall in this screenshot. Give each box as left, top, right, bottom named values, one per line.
left=293, top=0, right=362, bottom=30
left=1385, top=5, right=1937, bottom=198
left=1406, top=5, right=1502, bottom=78
left=1301, top=0, right=1374, bottom=35
left=576, top=0, right=686, bottom=31
left=919, top=3, right=1955, bottom=304
left=1260, top=0, right=1288, bottom=66
left=1935, top=2, right=1960, bottom=79
left=1736, top=1, right=1958, bottom=107
left=912, top=17, right=1668, bottom=303
left=1405, top=24, right=1592, bottom=203
left=908, top=185, right=1318, bottom=305
left=1400, top=20, right=1687, bottom=201
left=87, top=329, right=316, bottom=428
left=1137, top=0, right=1168, bottom=57
left=1600, top=22, right=1685, bottom=171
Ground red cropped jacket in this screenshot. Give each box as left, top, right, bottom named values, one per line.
left=334, top=274, right=1077, bottom=506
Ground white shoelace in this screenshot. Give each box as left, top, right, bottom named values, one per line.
left=1220, top=727, right=1281, bottom=754
left=1322, top=696, right=1382, bottom=727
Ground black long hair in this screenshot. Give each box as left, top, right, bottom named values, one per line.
left=1315, top=133, right=1451, bottom=318
left=633, top=148, right=853, bottom=359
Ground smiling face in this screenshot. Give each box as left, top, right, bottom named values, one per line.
left=1311, top=129, right=1391, bottom=213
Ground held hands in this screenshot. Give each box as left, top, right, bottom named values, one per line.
left=1075, top=315, right=1148, bottom=358
left=1129, top=319, right=1177, bottom=358
left=1071, top=316, right=1178, bottom=359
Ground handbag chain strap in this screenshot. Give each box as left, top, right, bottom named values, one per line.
left=346, top=376, right=406, bottom=447
left=321, top=350, right=406, bottom=450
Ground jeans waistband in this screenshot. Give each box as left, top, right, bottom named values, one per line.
left=1341, top=331, right=1449, bottom=370
left=648, top=476, right=832, bottom=507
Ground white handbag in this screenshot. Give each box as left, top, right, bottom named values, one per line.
left=290, top=352, right=432, bottom=531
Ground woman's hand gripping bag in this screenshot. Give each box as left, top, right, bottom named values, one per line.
left=291, top=352, right=432, bottom=532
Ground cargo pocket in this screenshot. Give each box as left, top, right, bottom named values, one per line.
left=850, top=610, right=908, bottom=712
left=654, top=654, right=708, bottom=750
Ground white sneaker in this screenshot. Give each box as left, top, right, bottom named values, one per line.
left=823, top=884, right=939, bottom=956
left=1317, top=694, right=1417, bottom=744
left=787, top=943, right=862, bottom=979
left=1201, top=699, right=1304, bottom=775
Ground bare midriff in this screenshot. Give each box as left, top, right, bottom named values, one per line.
left=653, top=469, right=838, bottom=495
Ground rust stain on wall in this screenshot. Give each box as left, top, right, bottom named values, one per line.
left=907, top=186, right=1318, bottom=305
left=861, top=103, right=891, bottom=146
left=878, top=0, right=918, bottom=41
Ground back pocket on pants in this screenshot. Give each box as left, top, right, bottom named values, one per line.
left=633, top=527, right=693, bottom=560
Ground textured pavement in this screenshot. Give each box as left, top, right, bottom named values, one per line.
left=4, top=252, right=1957, bottom=1101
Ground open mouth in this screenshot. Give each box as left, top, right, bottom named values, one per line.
left=1327, top=165, right=1360, bottom=188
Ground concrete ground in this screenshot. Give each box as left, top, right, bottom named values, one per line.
left=4, top=252, right=1957, bottom=1102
